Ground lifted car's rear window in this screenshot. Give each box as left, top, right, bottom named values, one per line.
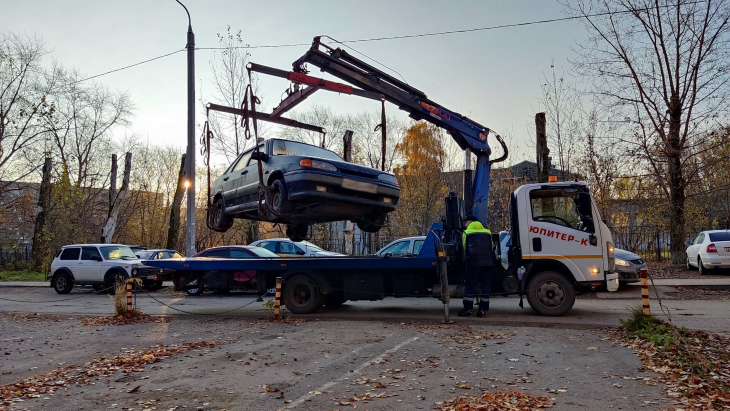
left=708, top=231, right=730, bottom=242
left=272, top=140, right=343, bottom=162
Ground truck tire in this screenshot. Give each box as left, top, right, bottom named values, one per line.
left=53, top=272, right=74, bottom=294
left=283, top=274, right=325, bottom=314
left=526, top=271, right=575, bottom=317
left=210, top=198, right=233, bottom=232
left=186, top=278, right=204, bottom=296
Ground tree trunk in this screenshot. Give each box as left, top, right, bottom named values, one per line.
left=31, top=157, right=52, bottom=268
left=166, top=154, right=186, bottom=251
left=109, top=154, right=117, bottom=215
left=535, top=113, right=549, bottom=183
left=101, top=152, right=132, bottom=243
left=668, top=98, right=686, bottom=265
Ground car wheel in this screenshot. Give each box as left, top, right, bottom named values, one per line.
left=698, top=257, right=710, bottom=276
left=266, top=179, right=291, bottom=220
left=525, top=271, right=576, bottom=316
left=283, top=274, right=325, bottom=314
left=686, top=255, right=696, bottom=271
left=53, top=272, right=74, bottom=294
left=186, top=278, right=204, bottom=296
left=210, top=198, right=233, bottom=232
left=286, top=223, right=309, bottom=242
left=142, top=280, right=164, bottom=291
left=357, top=211, right=386, bottom=233
left=105, top=271, right=127, bottom=295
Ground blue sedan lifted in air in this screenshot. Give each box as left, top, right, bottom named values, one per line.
left=208, top=138, right=400, bottom=241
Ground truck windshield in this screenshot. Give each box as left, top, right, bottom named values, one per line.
left=100, top=246, right=137, bottom=260
left=529, top=188, right=591, bottom=231
left=272, top=140, right=343, bottom=162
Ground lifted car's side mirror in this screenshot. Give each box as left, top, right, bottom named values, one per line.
left=251, top=151, right=268, bottom=161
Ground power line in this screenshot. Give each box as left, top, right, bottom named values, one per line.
left=60, top=49, right=185, bottom=87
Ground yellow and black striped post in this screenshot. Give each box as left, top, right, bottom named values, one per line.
left=126, top=279, right=133, bottom=312
left=274, top=277, right=282, bottom=321
left=639, top=268, right=650, bottom=317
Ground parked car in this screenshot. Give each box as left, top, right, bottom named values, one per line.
left=128, top=245, right=148, bottom=254
left=613, top=248, right=647, bottom=284
left=49, top=244, right=141, bottom=294
left=250, top=238, right=344, bottom=257
left=133, top=249, right=183, bottom=291
left=185, top=245, right=279, bottom=296
left=375, top=237, right=426, bottom=257
left=207, top=138, right=400, bottom=241
left=685, top=230, right=730, bottom=275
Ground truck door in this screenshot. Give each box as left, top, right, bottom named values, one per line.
left=525, top=186, right=603, bottom=282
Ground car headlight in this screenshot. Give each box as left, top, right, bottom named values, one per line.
left=378, top=173, right=398, bottom=185
left=299, top=158, right=337, bottom=172
left=615, top=258, right=630, bottom=267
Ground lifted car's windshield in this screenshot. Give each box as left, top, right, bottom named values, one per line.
left=272, top=140, right=343, bottom=162
left=100, top=246, right=137, bottom=260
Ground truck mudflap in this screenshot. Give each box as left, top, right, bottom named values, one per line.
left=606, top=272, right=619, bottom=292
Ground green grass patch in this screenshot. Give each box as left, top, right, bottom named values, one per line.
left=0, top=270, right=45, bottom=282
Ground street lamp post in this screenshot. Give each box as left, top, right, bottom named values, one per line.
left=176, top=0, right=196, bottom=257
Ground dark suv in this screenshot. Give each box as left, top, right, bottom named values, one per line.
left=208, top=139, right=400, bottom=240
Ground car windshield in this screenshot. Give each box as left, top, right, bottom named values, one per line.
left=298, top=241, right=324, bottom=252
left=249, top=247, right=280, bottom=258
left=136, top=251, right=155, bottom=259
left=100, top=246, right=137, bottom=260
left=271, top=140, right=343, bottom=162
left=709, top=231, right=730, bottom=242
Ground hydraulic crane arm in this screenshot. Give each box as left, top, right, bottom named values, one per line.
left=290, top=36, right=508, bottom=223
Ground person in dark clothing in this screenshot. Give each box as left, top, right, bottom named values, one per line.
left=458, top=215, right=494, bottom=318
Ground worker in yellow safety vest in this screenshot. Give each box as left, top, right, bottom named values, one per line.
left=458, top=215, right=494, bottom=317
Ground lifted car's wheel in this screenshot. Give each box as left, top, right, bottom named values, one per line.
left=186, top=278, right=204, bottom=296
left=286, top=223, right=309, bottom=242
left=267, top=179, right=291, bottom=220
left=698, top=257, right=711, bottom=275
left=283, top=275, right=325, bottom=314
left=104, top=271, right=126, bottom=295
left=53, top=272, right=73, bottom=294
left=526, top=271, right=575, bottom=316
left=357, top=211, right=386, bottom=233
left=210, top=198, right=233, bottom=232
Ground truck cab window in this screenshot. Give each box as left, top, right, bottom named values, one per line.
left=529, top=188, right=593, bottom=232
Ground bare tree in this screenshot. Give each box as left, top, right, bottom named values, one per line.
left=101, top=152, right=131, bottom=243
left=567, top=0, right=730, bottom=264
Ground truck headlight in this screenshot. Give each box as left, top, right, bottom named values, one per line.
left=299, top=158, right=337, bottom=172
left=615, top=258, right=630, bottom=267
left=378, top=173, right=398, bottom=185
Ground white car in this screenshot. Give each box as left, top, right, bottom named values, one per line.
left=375, top=237, right=426, bottom=257
left=249, top=239, right=344, bottom=257
left=685, top=230, right=730, bottom=275
left=49, top=244, right=142, bottom=294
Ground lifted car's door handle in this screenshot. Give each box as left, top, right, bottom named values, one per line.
left=241, top=170, right=247, bottom=175
left=223, top=177, right=229, bottom=181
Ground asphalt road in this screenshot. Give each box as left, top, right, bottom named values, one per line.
left=0, top=285, right=728, bottom=335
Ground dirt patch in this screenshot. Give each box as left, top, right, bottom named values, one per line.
left=647, top=261, right=730, bottom=279
left=81, top=311, right=172, bottom=326
left=664, top=286, right=730, bottom=300
left=435, top=390, right=555, bottom=410
left=0, top=312, right=66, bottom=324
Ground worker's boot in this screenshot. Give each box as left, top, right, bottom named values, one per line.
left=477, top=300, right=489, bottom=317
left=458, top=309, right=472, bottom=317
left=459, top=298, right=474, bottom=317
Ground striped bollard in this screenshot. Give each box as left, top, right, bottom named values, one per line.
left=639, top=268, right=650, bottom=317
left=126, top=279, right=133, bottom=312
left=274, top=277, right=282, bottom=321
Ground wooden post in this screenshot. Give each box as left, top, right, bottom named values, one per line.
left=535, top=113, right=549, bottom=183
left=274, top=277, right=282, bottom=320
left=639, top=269, right=650, bottom=317
left=342, top=131, right=355, bottom=255
left=166, top=154, right=187, bottom=250
left=126, top=279, right=133, bottom=312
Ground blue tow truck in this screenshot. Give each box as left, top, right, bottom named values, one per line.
left=145, top=37, right=620, bottom=317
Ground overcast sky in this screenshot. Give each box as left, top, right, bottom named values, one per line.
left=2, top=0, right=588, bottom=165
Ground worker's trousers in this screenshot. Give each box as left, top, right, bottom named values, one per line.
left=463, top=265, right=494, bottom=311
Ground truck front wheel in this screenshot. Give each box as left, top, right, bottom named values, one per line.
left=526, top=271, right=575, bottom=316
left=283, top=275, right=324, bottom=314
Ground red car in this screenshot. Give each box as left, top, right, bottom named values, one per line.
left=186, top=245, right=279, bottom=296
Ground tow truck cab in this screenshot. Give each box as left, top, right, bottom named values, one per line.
left=509, top=181, right=619, bottom=314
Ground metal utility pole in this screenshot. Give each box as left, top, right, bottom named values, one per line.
left=176, top=0, right=196, bottom=256
left=535, top=112, right=549, bottom=183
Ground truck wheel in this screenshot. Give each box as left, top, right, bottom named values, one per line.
left=186, top=278, right=204, bottom=296
left=286, top=223, right=309, bottom=242
left=267, top=179, right=291, bottom=220
left=210, top=198, right=233, bottom=232
left=357, top=211, right=386, bottom=233
left=325, top=291, right=346, bottom=307
left=53, top=272, right=74, bottom=294
left=526, top=271, right=575, bottom=316
left=283, top=275, right=325, bottom=314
